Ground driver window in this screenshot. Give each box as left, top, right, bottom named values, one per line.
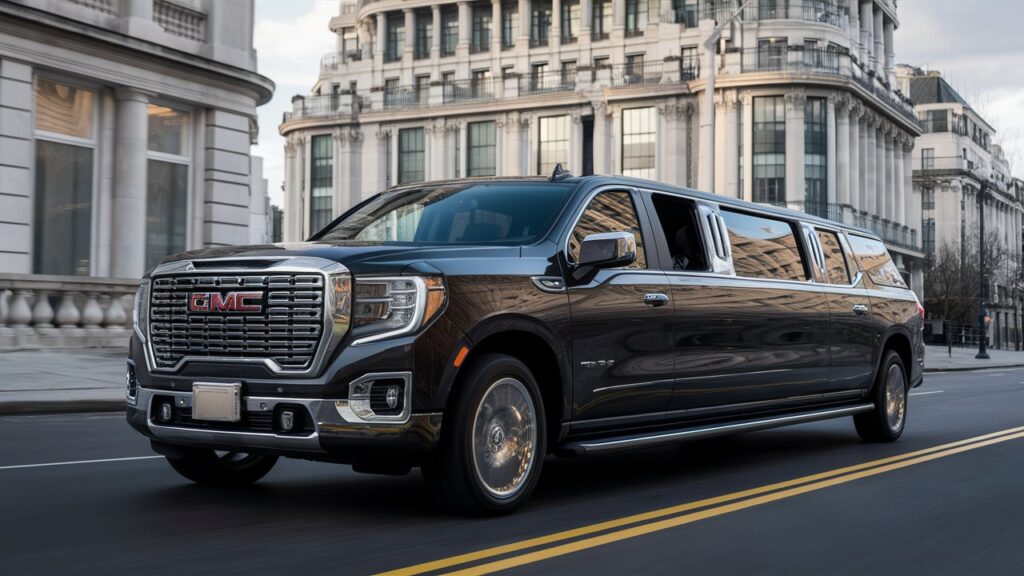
left=568, top=190, right=646, bottom=269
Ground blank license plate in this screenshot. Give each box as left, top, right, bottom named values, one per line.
left=192, top=382, right=241, bottom=422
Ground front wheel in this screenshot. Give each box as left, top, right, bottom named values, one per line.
left=423, top=354, right=546, bottom=515
left=164, top=448, right=278, bottom=486
left=854, top=350, right=908, bottom=442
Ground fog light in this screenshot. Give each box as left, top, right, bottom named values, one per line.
left=279, top=409, right=295, bottom=432
left=158, top=402, right=173, bottom=422
left=385, top=386, right=400, bottom=409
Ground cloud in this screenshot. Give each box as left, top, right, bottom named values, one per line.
left=253, top=0, right=338, bottom=206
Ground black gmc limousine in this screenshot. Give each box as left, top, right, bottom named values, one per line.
left=126, top=172, right=924, bottom=514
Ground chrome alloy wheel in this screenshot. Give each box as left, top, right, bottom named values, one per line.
left=884, top=363, right=907, bottom=432
left=471, top=377, right=537, bottom=499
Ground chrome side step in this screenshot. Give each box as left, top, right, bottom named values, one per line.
left=558, top=404, right=874, bottom=456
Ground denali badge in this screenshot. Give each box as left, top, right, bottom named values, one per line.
left=580, top=360, right=615, bottom=369
left=188, top=291, right=263, bottom=313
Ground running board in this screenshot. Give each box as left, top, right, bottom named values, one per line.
left=558, top=404, right=874, bottom=456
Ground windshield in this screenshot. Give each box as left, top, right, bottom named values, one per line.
left=316, top=182, right=574, bottom=245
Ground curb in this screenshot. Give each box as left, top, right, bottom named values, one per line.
left=0, top=400, right=125, bottom=416
left=924, top=364, right=1024, bottom=373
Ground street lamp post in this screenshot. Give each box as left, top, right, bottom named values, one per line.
left=976, top=180, right=990, bottom=359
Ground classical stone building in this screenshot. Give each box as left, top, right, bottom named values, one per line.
left=0, top=0, right=273, bottom=347
left=280, top=0, right=924, bottom=295
left=896, top=66, right=1024, bottom=349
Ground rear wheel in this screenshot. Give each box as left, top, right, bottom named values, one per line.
left=423, top=354, right=546, bottom=515
left=854, top=350, right=908, bottom=442
left=164, top=448, right=278, bottom=486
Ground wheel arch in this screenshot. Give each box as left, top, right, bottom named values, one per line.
left=876, top=329, right=913, bottom=390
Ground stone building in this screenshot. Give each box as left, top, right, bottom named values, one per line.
left=0, top=0, right=273, bottom=347
left=280, top=0, right=925, bottom=295
left=897, top=66, right=1024, bottom=349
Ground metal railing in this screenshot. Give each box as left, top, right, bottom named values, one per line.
left=757, top=201, right=921, bottom=252
left=522, top=70, right=575, bottom=95
left=767, top=200, right=843, bottom=222
left=443, top=77, right=500, bottom=104
left=611, top=61, right=663, bottom=86
left=71, top=0, right=118, bottom=15
left=693, top=0, right=848, bottom=31
left=741, top=46, right=842, bottom=75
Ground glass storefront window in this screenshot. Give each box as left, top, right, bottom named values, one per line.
left=147, top=104, right=190, bottom=156
left=35, top=79, right=94, bottom=139
left=34, top=141, right=93, bottom=275
left=310, top=134, right=334, bottom=233
left=538, top=115, right=569, bottom=175
left=622, top=107, right=656, bottom=179
left=146, top=160, right=189, bottom=271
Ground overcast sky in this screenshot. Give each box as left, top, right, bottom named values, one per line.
left=252, top=0, right=1024, bottom=207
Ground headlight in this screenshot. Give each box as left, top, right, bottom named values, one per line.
left=133, top=279, right=150, bottom=341
left=351, top=276, right=446, bottom=344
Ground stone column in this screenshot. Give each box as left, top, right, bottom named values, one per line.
left=404, top=8, right=415, bottom=60
left=714, top=95, right=726, bottom=195
left=742, top=95, right=753, bottom=202
left=860, top=1, right=873, bottom=70
left=863, top=113, right=876, bottom=216
left=848, top=0, right=860, bottom=58
left=785, top=92, right=806, bottom=204
left=458, top=1, right=471, bottom=52
left=492, top=0, right=502, bottom=54
left=904, top=141, right=915, bottom=238
left=592, top=102, right=609, bottom=175
left=581, top=0, right=593, bottom=37
left=518, top=0, right=532, bottom=48
left=431, top=5, right=442, bottom=76
left=875, top=122, right=885, bottom=219
left=723, top=94, right=740, bottom=199
left=827, top=97, right=838, bottom=206
left=886, top=131, right=896, bottom=222
left=836, top=97, right=850, bottom=207
left=111, top=87, right=149, bottom=278
left=894, top=137, right=905, bottom=225
left=873, top=7, right=884, bottom=77
left=376, top=13, right=387, bottom=55
left=849, top=104, right=863, bottom=219
left=883, top=16, right=895, bottom=80
left=552, top=0, right=562, bottom=47
left=613, top=0, right=625, bottom=29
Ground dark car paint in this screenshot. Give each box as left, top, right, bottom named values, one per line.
left=128, top=175, right=924, bottom=466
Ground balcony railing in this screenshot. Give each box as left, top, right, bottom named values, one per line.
left=0, top=274, right=137, bottom=350
left=71, top=0, right=118, bottom=15
left=591, top=30, right=609, bottom=41
left=153, top=0, right=207, bottom=42
left=680, top=59, right=700, bottom=81
left=611, top=61, right=663, bottom=86
left=522, top=71, right=575, bottom=95
left=741, top=46, right=842, bottom=75
left=694, top=1, right=848, bottom=31
left=760, top=201, right=920, bottom=252
left=443, top=77, right=499, bottom=104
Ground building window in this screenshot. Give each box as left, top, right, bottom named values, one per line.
left=538, top=115, right=570, bottom=175
left=681, top=45, right=699, bottom=80
left=922, top=188, right=935, bottom=210
left=471, top=69, right=492, bottom=97
left=752, top=96, right=786, bottom=204
left=415, top=75, right=430, bottom=104
left=33, top=79, right=96, bottom=276
left=592, top=0, right=611, bottom=39
left=467, top=121, right=497, bottom=177
left=398, top=128, right=425, bottom=184
left=758, top=38, right=787, bottom=70
left=502, top=1, right=518, bottom=48
left=383, top=77, right=399, bottom=108
left=561, top=60, right=577, bottom=88
left=625, top=0, right=647, bottom=36
left=471, top=4, right=492, bottom=53
left=561, top=0, right=580, bottom=43
left=921, top=148, right=935, bottom=169
left=530, top=62, right=550, bottom=91
left=309, top=135, right=333, bottom=234
left=622, top=107, right=656, bottom=179
left=804, top=97, right=827, bottom=217
left=415, top=11, right=432, bottom=58
left=342, top=27, right=359, bottom=57
left=145, top=104, right=191, bottom=270
left=759, top=0, right=787, bottom=19
left=624, top=53, right=645, bottom=84
left=385, top=13, right=404, bottom=62
left=532, top=0, right=552, bottom=46
left=673, top=0, right=698, bottom=26
left=441, top=7, right=458, bottom=55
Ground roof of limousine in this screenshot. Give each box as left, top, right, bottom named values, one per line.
left=382, top=174, right=883, bottom=240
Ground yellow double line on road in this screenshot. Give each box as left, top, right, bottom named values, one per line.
left=380, top=425, right=1024, bottom=576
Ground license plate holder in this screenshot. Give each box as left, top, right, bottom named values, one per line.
left=192, top=382, right=242, bottom=422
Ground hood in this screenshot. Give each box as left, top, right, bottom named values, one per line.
left=154, top=241, right=524, bottom=275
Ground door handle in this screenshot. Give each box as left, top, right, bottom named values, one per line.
left=852, top=304, right=869, bottom=315
left=643, top=293, right=670, bottom=308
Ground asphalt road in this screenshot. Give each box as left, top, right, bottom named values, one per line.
left=2, top=369, right=1024, bottom=576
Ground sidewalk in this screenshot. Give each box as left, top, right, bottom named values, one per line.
left=3, top=345, right=1024, bottom=415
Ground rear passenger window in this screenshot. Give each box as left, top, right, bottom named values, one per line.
left=568, top=190, right=646, bottom=269
left=816, top=229, right=851, bottom=285
left=650, top=194, right=709, bottom=271
left=720, top=209, right=806, bottom=281
left=847, top=234, right=907, bottom=288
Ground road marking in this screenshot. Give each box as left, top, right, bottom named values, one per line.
left=0, top=455, right=162, bottom=470
left=442, top=429, right=1024, bottom=576
left=378, top=425, right=1024, bottom=576
left=909, top=390, right=943, bottom=397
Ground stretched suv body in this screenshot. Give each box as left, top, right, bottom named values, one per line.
left=126, top=174, right=924, bottom=513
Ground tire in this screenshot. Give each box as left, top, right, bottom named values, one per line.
left=423, top=353, right=546, bottom=515
left=854, top=350, right=908, bottom=442
left=164, top=448, right=278, bottom=486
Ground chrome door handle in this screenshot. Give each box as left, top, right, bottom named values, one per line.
left=643, top=293, right=670, bottom=308
left=852, top=304, right=869, bottom=315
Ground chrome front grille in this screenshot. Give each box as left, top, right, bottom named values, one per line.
left=149, top=274, right=326, bottom=371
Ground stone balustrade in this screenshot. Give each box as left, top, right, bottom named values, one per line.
left=0, top=274, right=139, bottom=350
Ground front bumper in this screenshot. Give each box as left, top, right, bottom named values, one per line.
left=127, top=386, right=442, bottom=467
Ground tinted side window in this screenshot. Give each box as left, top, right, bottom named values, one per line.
left=650, top=194, right=708, bottom=271
left=816, top=229, right=851, bottom=285
left=847, top=234, right=906, bottom=288
left=569, top=190, right=646, bottom=269
left=720, top=209, right=806, bottom=281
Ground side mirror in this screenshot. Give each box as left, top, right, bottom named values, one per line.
left=577, top=231, right=637, bottom=270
